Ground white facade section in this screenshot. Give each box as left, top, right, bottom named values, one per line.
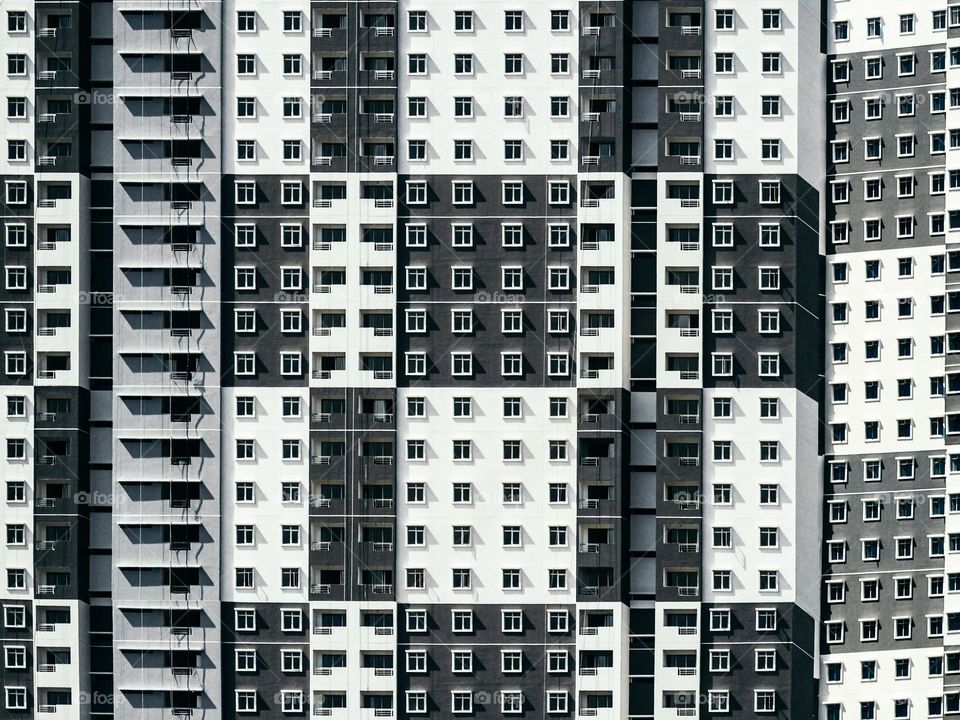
left=309, top=174, right=397, bottom=389
left=705, top=0, right=826, bottom=182
left=825, top=245, right=946, bottom=457
left=820, top=648, right=942, bottom=719
left=0, top=390, right=34, bottom=602
left=398, top=0, right=580, bottom=175
left=222, top=0, right=311, bottom=176
left=702, top=389, right=822, bottom=615
left=655, top=172, right=703, bottom=389
left=309, top=602, right=397, bottom=717
left=0, top=0, right=35, bottom=173
left=396, top=388, right=578, bottom=604
left=220, top=388, right=310, bottom=602
left=826, top=2, right=946, bottom=55
left=577, top=172, right=632, bottom=389
left=35, top=175, right=90, bottom=388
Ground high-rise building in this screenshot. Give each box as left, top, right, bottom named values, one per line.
left=821, top=4, right=955, bottom=720
left=4, top=1, right=960, bottom=719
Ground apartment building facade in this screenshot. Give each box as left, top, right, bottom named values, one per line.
left=822, top=3, right=958, bottom=720
left=7, top=1, right=960, bottom=719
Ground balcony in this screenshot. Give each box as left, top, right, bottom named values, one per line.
left=309, top=495, right=344, bottom=513
left=362, top=583, right=394, bottom=595
left=359, top=455, right=395, bottom=481
left=665, top=454, right=699, bottom=468
left=359, top=412, right=395, bottom=428
left=657, top=453, right=702, bottom=484
left=577, top=498, right=618, bottom=516
left=309, top=583, right=343, bottom=596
